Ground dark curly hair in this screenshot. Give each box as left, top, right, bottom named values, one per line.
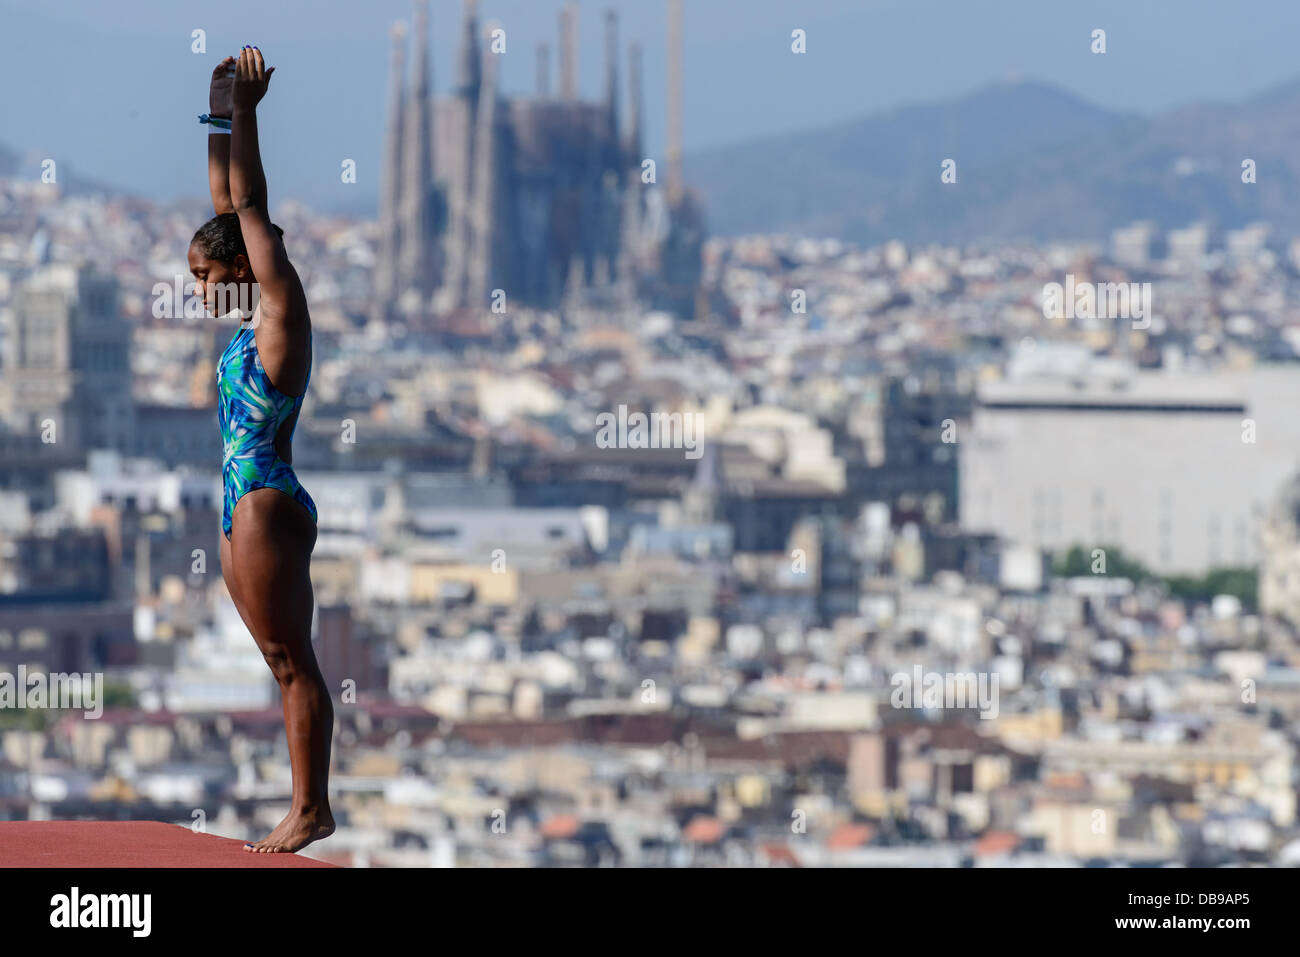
left=191, top=212, right=284, bottom=263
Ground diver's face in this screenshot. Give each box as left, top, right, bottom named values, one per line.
left=187, top=243, right=252, bottom=317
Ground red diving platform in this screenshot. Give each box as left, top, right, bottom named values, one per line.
left=0, top=821, right=340, bottom=868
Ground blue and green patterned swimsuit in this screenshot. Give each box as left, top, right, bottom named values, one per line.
left=216, top=317, right=317, bottom=540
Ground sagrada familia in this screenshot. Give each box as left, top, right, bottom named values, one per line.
left=374, top=0, right=705, bottom=320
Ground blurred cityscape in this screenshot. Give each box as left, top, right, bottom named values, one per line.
left=5, top=1, right=1300, bottom=868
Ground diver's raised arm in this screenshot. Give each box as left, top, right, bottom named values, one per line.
left=229, top=46, right=275, bottom=218
left=207, top=56, right=237, bottom=214
left=229, top=45, right=309, bottom=396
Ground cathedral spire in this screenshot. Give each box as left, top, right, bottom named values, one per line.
left=604, top=9, right=619, bottom=135
left=375, top=20, right=408, bottom=315
left=456, top=0, right=482, bottom=99
left=559, top=1, right=578, bottom=101
left=466, top=30, right=500, bottom=308
left=626, top=40, right=642, bottom=165
left=440, top=0, right=483, bottom=309
left=398, top=0, right=436, bottom=304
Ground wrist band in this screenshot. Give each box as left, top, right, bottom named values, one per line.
left=208, top=127, right=232, bottom=135
left=199, top=113, right=232, bottom=130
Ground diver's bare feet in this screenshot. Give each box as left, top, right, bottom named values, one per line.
left=244, top=806, right=334, bottom=854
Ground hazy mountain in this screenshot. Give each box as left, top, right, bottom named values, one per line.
left=10, top=76, right=1300, bottom=243
left=684, top=78, right=1300, bottom=245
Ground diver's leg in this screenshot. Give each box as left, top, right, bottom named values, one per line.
left=230, top=487, right=334, bottom=853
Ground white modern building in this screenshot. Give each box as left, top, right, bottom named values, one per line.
left=961, top=348, right=1300, bottom=575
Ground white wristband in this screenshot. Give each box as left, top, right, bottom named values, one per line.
left=208, top=127, right=232, bottom=135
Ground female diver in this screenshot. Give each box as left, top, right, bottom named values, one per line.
left=189, top=47, right=334, bottom=853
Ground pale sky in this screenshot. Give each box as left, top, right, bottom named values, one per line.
left=2, top=0, right=1295, bottom=211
